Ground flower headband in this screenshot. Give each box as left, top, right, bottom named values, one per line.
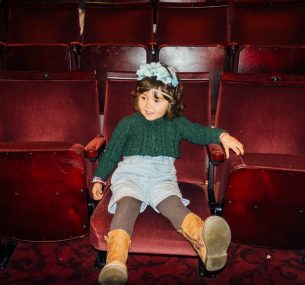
left=136, top=62, right=179, bottom=87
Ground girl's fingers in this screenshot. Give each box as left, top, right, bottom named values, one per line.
left=92, top=189, right=103, bottom=200
left=223, top=140, right=244, bottom=157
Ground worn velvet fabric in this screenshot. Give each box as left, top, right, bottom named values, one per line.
left=7, top=2, right=80, bottom=43
left=156, top=3, right=228, bottom=45
left=230, top=3, right=305, bottom=45
left=0, top=79, right=100, bottom=145
left=234, top=45, right=305, bottom=74
left=4, top=44, right=74, bottom=71
left=83, top=2, right=153, bottom=45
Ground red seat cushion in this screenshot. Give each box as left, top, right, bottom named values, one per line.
left=90, top=182, right=210, bottom=256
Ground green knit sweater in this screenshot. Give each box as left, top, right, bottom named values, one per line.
left=95, top=113, right=224, bottom=180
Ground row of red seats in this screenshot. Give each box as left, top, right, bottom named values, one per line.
left=1, top=1, right=304, bottom=115
left=1, top=0, right=304, bottom=275
left=2, top=43, right=305, bottom=74
left=1, top=70, right=304, bottom=272
left=1, top=1, right=305, bottom=45
left=1, top=42, right=305, bottom=114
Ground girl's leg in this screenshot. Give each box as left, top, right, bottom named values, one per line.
left=156, top=195, right=191, bottom=230
left=99, top=197, right=141, bottom=285
left=157, top=195, right=231, bottom=272
left=110, top=196, right=142, bottom=236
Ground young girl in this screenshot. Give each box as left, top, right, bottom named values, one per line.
left=92, top=62, right=244, bottom=285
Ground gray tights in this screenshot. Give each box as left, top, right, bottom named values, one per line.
left=110, top=195, right=191, bottom=236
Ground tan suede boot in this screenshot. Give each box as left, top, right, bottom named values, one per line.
left=98, top=229, right=130, bottom=285
left=179, top=213, right=231, bottom=271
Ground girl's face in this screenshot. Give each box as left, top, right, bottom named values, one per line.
left=138, top=89, right=170, bottom=121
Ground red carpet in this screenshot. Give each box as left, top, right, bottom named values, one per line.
left=0, top=236, right=304, bottom=285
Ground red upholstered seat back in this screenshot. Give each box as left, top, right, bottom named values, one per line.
left=230, top=3, right=305, bottom=45
left=234, top=45, right=305, bottom=74
left=216, top=73, right=305, bottom=155
left=0, top=78, right=100, bottom=145
left=82, top=2, right=153, bottom=45
left=80, top=44, right=149, bottom=112
left=7, top=2, right=80, bottom=43
left=81, top=45, right=149, bottom=72
left=176, top=73, right=210, bottom=183
left=3, top=43, right=74, bottom=71
left=156, top=2, right=228, bottom=45
left=157, top=45, right=227, bottom=113
left=103, top=71, right=210, bottom=184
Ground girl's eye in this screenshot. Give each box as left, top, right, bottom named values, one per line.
left=154, top=96, right=164, bottom=103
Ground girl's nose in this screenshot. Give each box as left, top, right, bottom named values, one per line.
left=145, top=98, right=152, bottom=108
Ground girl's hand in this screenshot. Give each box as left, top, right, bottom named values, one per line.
left=220, top=133, right=244, bottom=158
left=92, top=182, right=104, bottom=200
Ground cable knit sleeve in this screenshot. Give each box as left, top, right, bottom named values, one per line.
left=94, top=116, right=131, bottom=180
left=176, top=116, right=225, bottom=145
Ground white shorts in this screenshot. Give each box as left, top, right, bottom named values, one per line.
left=108, top=156, right=190, bottom=214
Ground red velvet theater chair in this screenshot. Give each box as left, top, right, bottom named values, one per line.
left=79, top=2, right=154, bottom=112
left=82, top=2, right=153, bottom=46
left=233, top=45, right=305, bottom=75
left=0, top=71, right=103, bottom=269
left=90, top=71, right=219, bottom=276
left=7, top=1, right=80, bottom=43
left=157, top=44, right=227, bottom=114
left=80, top=44, right=150, bottom=112
left=230, top=1, right=305, bottom=45
left=2, top=43, right=76, bottom=71
left=208, top=72, right=305, bottom=250
left=5, top=2, right=81, bottom=72
left=156, top=1, right=228, bottom=46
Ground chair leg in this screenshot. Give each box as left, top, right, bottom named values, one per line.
left=0, top=240, right=17, bottom=270
left=197, top=257, right=219, bottom=278
left=94, top=250, right=107, bottom=271
left=87, top=197, right=96, bottom=217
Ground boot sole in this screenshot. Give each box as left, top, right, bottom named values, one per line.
left=202, top=216, right=231, bottom=271
left=98, top=263, right=128, bottom=285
